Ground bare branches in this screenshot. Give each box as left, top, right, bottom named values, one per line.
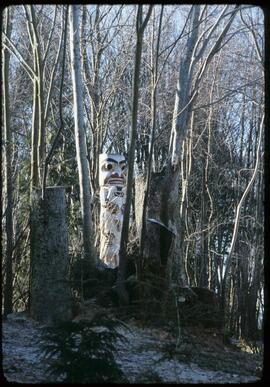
left=43, top=6, right=65, bottom=125
left=2, top=31, right=35, bottom=80
left=136, top=4, right=153, bottom=34
left=42, top=5, right=58, bottom=63
left=193, top=5, right=229, bottom=63
left=239, top=8, right=263, bottom=63
left=227, top=113, right=264, bottom=264
left=221, top=113, right=264, bottom=316
left=2, top=4, right=264, bottom=337
left=42, top=5, right=69, bottom=198
left=192, top=5, right=239, bottom=95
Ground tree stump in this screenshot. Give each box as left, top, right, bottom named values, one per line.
left=30, top=187, right=73, bottom=324
left=135, top=171, right=170, bottom=267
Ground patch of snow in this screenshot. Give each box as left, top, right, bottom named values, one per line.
left=115, top=325, right=260, bottom=383
left=2, top=315, right=260, bottom=384
left=2, top=319, right=49, bottom=383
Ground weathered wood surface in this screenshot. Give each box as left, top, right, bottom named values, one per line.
left=30, top=187, right=72, bottom=324
left=135, top=171, right=172, bottom=267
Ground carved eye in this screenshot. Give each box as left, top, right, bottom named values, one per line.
left=121, top=164, right=126, bottom=171
left=104, top=163, right=113, bottom=171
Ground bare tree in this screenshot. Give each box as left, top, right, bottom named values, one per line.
left=164, top=5, right=239, bottom=287
left=1, top=4, right=264, bottom=342
left=69, top=4, right=94, bottom=264
left=80, top=5, right=126, bottom=246
left=221, top=113, right=264, bottom=323
left=3, top=5, right=65, bottom=191
left=3, top=6, right=14, bottom=316
left=42, top=5, right=69, bottom=197
left=117, top=4, right=153, bottom=305
left=23, top=5, right=46, bottom=188
left=138, top=5, right=164, bottom=276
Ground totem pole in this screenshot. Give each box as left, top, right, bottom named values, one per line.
left=99, top=154, right=127, bottom=268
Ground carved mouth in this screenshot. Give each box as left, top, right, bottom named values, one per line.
left=107, top=178, right=124, bottom=186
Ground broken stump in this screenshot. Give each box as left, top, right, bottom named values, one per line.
left=30, top=187, right=73, bottom=324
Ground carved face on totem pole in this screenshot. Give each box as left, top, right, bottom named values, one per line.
left=99, top=154, right=127, bottom=268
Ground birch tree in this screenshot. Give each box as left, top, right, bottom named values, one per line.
left=221, top=113, right=264, bottom=326
left=69, top=4, right=94, bottom=264
left=3, top=6, right=14, bottom=316
left=81, top=5, right=126, bottom=245
left=164, top=5, right=239, bottom=287
left=117, top=4, right=153, bottom=305
left=138, top=6, right=164, bottom=275
left=3, top=5, right=65, bottom=191
left=1, top=4, right=264, bottom=340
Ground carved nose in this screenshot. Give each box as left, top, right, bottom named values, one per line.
left=112, top=166, right=123, bottom=176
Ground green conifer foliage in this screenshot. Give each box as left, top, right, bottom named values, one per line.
left=41, top=313, right=128, bottom=383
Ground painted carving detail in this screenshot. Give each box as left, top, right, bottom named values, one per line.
left=99, top=154, right=127, bottom=268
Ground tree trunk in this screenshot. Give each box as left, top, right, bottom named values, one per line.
left=160, top=6, right=201, bottom=288
left=221, top=113, right=264, bottom=327
left=135, top=170, right=167, bottom=269
left=200, top=167, right=208, bottom=288
left=29, top=5, right=45, bottom=186
left=138, top=5, right=163, bottom=279
left=24, top=5, right=45, bottom=190
left=81, top=5, right=101, bottom=251
left=42, top=5, right=69, bottom=197
left=3, top=7, right=14, bottom=317
left=147, top=5, right=238, bottom=289
left=30, top=187, right=73, bottom=324
left=69, top=4, right=94, bottom=264
left=117, top=5, right=153, bottom=305
left=30, top=77, right=39, bottom=190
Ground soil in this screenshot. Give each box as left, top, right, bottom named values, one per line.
left=2, top=310, right=263, bottom=384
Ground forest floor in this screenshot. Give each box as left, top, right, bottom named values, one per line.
left=2, top=308, right=263, bottom=384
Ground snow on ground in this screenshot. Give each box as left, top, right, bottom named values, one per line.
left=2, top=314, right=49, bottom=383
left=2, top=313, right=260, bottom=384
left=115, top=325, right=260, bottom=383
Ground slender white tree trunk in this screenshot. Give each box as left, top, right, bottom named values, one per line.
left=166, top=5, right=239, bottom=287
left=117, top=5, right=153, bottom=305
left=3, top=7, right=14, bottom=316
left=169, top=5, right=200, bottom=169
left=221, top=113, right=264, bottom=314
left=69, top=5, right=94, bottom=264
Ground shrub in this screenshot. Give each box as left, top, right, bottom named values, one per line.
left=41, top=313, right=128, bottom=383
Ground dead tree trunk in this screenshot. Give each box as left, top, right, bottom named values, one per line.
left=135, top=170, right=168, bottom=270
left=140, top=5, right=239, bottom=290
left=30, top=187, right=73, bottom=324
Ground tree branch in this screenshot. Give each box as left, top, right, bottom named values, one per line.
left=42, top=5, right=69, bottom=198
left=2, top=31, right=35, bottom=80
